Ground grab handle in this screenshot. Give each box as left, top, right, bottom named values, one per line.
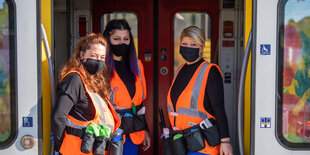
left=41, top=24, right=56, bottom=105
left=237, top=29, right=252, bottom=155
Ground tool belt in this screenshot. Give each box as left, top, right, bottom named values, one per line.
left=116, top=104, right=147, bottom=134
left=162, top=118, right=220, bottom=155
left=65, top=126, right=85, bottom=138
left=65, top=126, right=124, bottom=155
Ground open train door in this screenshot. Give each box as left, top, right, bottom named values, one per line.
left=92, top=0, right=219, bottom=154
left=252, top=0, right=310, bottom=154
left=0, top=0, right=43, bottom=154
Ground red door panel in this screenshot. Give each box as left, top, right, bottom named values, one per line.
left=157, top=0, right=219, bottom=152
left=92, top=0, right=219, bottom=154
left=92, top=0, right=154, bottom=154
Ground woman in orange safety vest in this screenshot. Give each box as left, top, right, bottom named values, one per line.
left=103, top=19, right=151, bottom=155
left=52, top=33, right=121, bottom=155
left=166, top=26, right=233, bottom=155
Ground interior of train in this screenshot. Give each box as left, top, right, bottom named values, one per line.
left=1, top=0, right=310, bottom=154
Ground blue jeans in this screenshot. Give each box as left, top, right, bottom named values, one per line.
left=188, top=151, right=208, bottom=155
left=123, top=137, right=139, bottom=155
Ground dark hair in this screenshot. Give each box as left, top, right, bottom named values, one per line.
left=103, top=19, right=138, bottom=80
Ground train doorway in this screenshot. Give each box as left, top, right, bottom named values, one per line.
left=54, top=0, right=243, bottom=154
left=92, top=0, right=220, bottom=154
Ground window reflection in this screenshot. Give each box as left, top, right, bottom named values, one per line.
left=0, top=0, right=11, bottom=143
left=282, top=0, right=310, bottom=144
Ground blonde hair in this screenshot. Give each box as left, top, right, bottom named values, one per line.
left=59, top=33, right=111, bottom=99
left=180, top=26, right=205, bottom=46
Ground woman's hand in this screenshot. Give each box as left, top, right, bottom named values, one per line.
left=220, top=138, right=233, bottom=155
left=142, top=131, right=151, bottom=151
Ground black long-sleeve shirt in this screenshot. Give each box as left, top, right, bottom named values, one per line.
left=51, top=73, right=95, bottom=151
left=170, top=59, right=230, bottom=139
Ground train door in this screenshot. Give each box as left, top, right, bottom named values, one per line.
left=92, top=0, right=231, bottom=154
left=156, top=0, right=220, bottom=154
left=253, top=0, right=310, bottom=154
left=92, top=0, right=154, bottom=154
left=0, top=0, right=42, bottom=154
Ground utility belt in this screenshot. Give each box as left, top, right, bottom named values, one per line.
left=65, top=126, right=123, bottom=155
left=116, top=104, right=147, bottom=134
left=162, top=118, right=220, bottom=155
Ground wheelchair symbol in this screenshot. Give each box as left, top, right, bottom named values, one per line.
left=260, top=44, right=271, bottom=55
left=23, top=117, right=33, bottom=127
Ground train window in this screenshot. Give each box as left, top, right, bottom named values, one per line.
left=173, top=12, right=211, bottom=75
left=0, top=0, right=17, bottom=148
left=101, top=12, right=139, bottom=55
left=278, top=0, right=310, bottom=148
left=78, top=16, right=87, bottom=37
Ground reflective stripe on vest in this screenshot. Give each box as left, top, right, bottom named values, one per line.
left=109, top=85, right=116, bottom=107
left=137, top=60, right=145, bottom=100
left=190, top=62, right=209, bottom=109
left=90, top=92, right=114, bottom=130
left=66, top=118, right=87, bottom=129
left=167, top=62, right=210, bottom=120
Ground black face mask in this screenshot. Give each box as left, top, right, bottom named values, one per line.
left=179, top=46, right=200, bottom=62
left=110, top=43, right=130, bottom=56
left=82, top=58, right=106, bottom=75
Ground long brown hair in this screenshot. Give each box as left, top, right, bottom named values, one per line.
left=59, top=33, right=111, bottom=99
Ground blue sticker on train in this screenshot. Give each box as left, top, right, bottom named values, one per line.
left=23, top=117, right=33, bottom=127
left=260, top=44, right=271, bottom=55
left=260, top=117, right=271, bottom=128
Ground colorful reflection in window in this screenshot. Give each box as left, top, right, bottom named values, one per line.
left=282, top=0, right=310, bottom=144
left=0, top=0, right=11, bottom=143
left=173, top=12, right=211, bottom=75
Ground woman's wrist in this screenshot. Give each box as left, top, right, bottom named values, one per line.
left=220, top=137, right=231, bottom=143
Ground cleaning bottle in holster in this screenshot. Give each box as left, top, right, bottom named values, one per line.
left=131, top=103, right=136, bottom=115
left=112, top=128, right=123, bottom=142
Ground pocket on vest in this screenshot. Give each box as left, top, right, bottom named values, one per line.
left=201, top=125, right=221, bottom=146
left=107, top=139, right=124, bottom=155
left=162, top=137, right=173, bottom=155
left=81, top=132, right=95, bottom=153
left=120, top=116, right=134, bottom=134
left=184, top=128, right=205, bottom=152
left=93, top=136, right=108, bottom=155
left=171, top=136, right=187, bottom=155
left=133, top=114, right=147, bottom=132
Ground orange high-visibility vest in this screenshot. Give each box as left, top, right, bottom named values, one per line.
left=111, top=59, right=147, bottom=145
left=59, top=70, right=121, bottom=155
left=167, top=61, right=221, bottom=155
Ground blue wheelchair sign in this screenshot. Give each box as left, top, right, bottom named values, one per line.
left=23, top=117, right=33, bottom=127
left=260, top=44, right=271, bottom=55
